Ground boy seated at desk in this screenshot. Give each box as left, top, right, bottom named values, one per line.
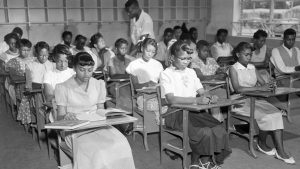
left=160, top=40, right=231, bottom=169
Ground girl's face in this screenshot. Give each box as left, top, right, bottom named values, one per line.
left=116, top=43, right=128, bottom=56
left=142, top=44, right=156, bottom=61
left=74, top=65, right=94, bottom=83
left=238, top=48, right=252, bottom=65
left=55, top=54, right=68, bottom=71
left=76, top=38, right=86, bottom=50
left=8, top=38, right=17, bottom=52
left=95, top=38, right=106, bottom=50
left=198, top=46, right=209, bottom=60
left=19, top=46, right=31, bottom=59
left=63, top=35, right=72, bottom=46
left=37, top=48, right=49, bottom=64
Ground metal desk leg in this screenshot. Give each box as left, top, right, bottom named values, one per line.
left=72, top=133, right=78, bottom=169
left=249, top=97, right=257, bottom=158
left=287, top=93, right=292, bottom=122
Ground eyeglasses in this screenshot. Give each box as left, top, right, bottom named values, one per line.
left=181, top=44, right=194, bottom=55
left=177, top=57, right=193, bottom=61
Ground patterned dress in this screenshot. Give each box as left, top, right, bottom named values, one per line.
left=6, top=56, right=34, bottom=124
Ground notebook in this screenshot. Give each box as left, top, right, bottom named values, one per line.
left=45, top=120, right=90, bottom=130
left=76, top=108, right=128, bottom=121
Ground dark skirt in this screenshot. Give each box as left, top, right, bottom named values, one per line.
left=165, top=108, right=231, bottom=161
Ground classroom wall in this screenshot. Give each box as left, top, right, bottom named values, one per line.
left=0, top=0, right=210, bottom=47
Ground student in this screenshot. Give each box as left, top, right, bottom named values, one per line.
left=250, top=29, right=271, bottom=83
left=230, top=42, right=295, bottom=164
left=0, top=27, right=23, bottom=55
left=173, top=25, right=182, bottom=40
left=70, top=34, right=87, bottom=55
left=191, top=40, right=225, bottom=80
left=155, top=28, right=173, bottom=67
left=43, top=44, right=75, bottom=104
left=125, top=0, right=155, bottom=45
left=0, top=33, right=20, bottom=71
left=180, top=32, right=198, bottom=61
left=60, top=31, right=74, bottom=48
left=189, top=27, right=198, bottom=44
left=160, top=40, right=230, bottom=169
left=107, top=38, right=134, bottom=110
left=26, top=41, right=55, bottom=90
left=126, top=38, right=165, bottom=123
left=87, top=33, right=114, bottom=72
left=211, top=29, right=233, bottom=59
left=271, top=28, right=300, bottom=86
left=55, top=52, right=135, bottom=169
left=6, top=39, right=34, bottom=124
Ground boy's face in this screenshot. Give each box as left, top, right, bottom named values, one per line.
left=76, top=38, right=86, bottom=50
left=253, top=36, right=266, bottom=49
left=217, top=32, right=227, bottom=44
left=117, top=43, right=128, bottom=56
left=37, top=48, right=49, bottom=64
left=63, top=35, right=72, bottom=46
left=198, top=46, right=209, bottom=59
left=191, top=30, right=198, bottom=41
left=19, top=46, right=31, bottom=58
left=174, top=29, right=182, bottom=40
left=164, top=32, right=173, bottom=44
left=283, top=34, right=296, bottom=49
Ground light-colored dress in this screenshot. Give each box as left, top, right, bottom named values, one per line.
left=55, top=76, right=135, bottom=169
left=231, top=62, right=283, bottom=131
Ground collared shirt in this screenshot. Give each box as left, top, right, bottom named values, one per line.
left=43, top=68, right=75, bottom=90
left=190, top=57, right=219, bottom=76
left=210, top=41, right=233, bottom=59
left=126, top=58, right=163, bottom=83
left=270, top=44, right=300, bottom=73
left=55, top=76, right=106, bottom=114
left=160, top=66, right=203, bottom=98
left=232, top=62, right=257, bottom=88
left=130, top=10, right=155, bottom=45
left=26, top=59, right=55, bottom=84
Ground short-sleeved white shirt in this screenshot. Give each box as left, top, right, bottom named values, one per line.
left=130, top=10, right=155, bottom=45
left=160, top=66, right=203, bottom=98
left=126, top=58, right=163, bottom=83
left=211, top=42, right=233, bottom=59
left=43, top=68, right=75, bottom=90
left=26, top=60, right=55, bottom=84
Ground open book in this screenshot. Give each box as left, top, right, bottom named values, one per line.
left=45, top=120, right=90, bottom=130
left=76, top=108, right=129, bottom=122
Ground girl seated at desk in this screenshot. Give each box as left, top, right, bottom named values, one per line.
left=55, top=52, right=135, bottom=169
left=43, top=44, right=75, bottom=104
left=107, top=38, right=134, bottom=110
left=126, top=38, right=166, bottom=124
left=229, top=42, right=295, bottom=164
left=6, top=39, right=34, bottom=125
left=160, top=40, right=231, bottom=169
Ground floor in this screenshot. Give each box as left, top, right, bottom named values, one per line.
left=1, top=93, right=300, bottom=169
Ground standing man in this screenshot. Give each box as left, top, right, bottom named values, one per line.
left=125, top=0, right=155, bottom=46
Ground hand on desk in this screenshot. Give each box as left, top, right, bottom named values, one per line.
left=64, top=112, right=78, bottom=121
left=147, top=81, right=158, bottom=87
left=197, top=95, right=219, bottom=105
left=257, top=83, right=273, bottom=92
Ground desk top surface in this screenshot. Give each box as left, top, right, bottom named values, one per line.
left=171, top=99, right=243, bottom=111
left=242, top=87, right=300, bottom=98
left=201, top=79, right=226, bottom=85
left=68, top=115, right=137, bottom=131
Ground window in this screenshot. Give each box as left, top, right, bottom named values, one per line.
left=234, top=0, right=300, bottom=38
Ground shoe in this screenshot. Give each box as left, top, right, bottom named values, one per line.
left=275, top=151, right=295, bottom=164
left=257, top=144, right=276, bottom=156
